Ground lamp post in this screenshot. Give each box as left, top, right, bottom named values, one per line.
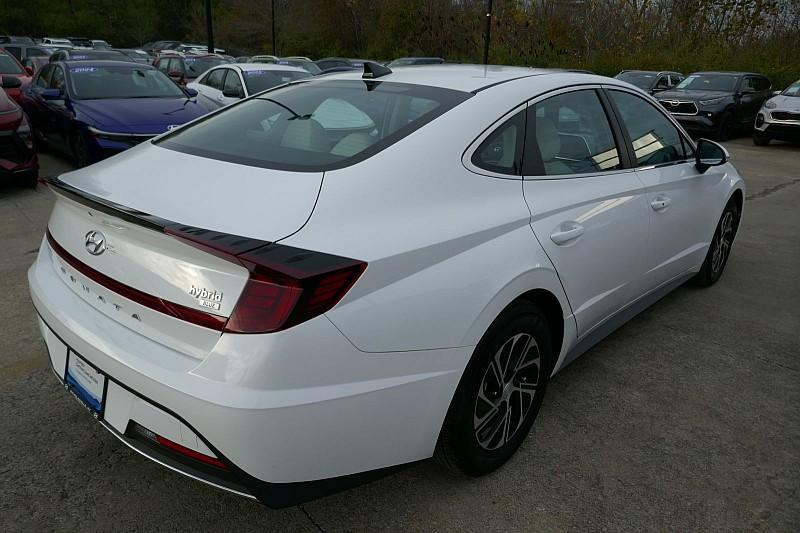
left=271, top=0, right=277, bottom=55
left=482, top=0, right=493, bottom=65
left=205, top=0, right=214, bottom=53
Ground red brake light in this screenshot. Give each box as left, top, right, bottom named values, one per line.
left=166, top=225, right=367, bottom=334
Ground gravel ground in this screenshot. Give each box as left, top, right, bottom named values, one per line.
left=1, top=138, right=798, bottom=531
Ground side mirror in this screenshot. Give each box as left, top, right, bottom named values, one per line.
left=41, top=88, right=63, bottom=100
left=695, top=138, right=729, bottom=173
left=0, top=75, right=22, bottom=89
left=772, top=90, right=781, bottom=96
left=184, top=87, right=198, bottom=97
left=25, top=66, right=34, bottom=76
left=222, top=87, right=244, bottom=98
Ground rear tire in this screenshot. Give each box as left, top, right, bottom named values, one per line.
left=753, top=133, right=770, bottom=146
left=435, top=301, right=552, bottom=476
left=692, top=200, right=740, bottom=287
left=716, top=113, right=733, bottom=142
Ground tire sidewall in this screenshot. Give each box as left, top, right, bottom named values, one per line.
left=445, top=303, right=552, bottom=475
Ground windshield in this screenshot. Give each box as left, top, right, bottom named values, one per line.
left=782, top=80, right=800, bottom=97
left=615, top=72, right=655, bottom=90
left=243, top=69, right=312, bottom=93
left=185, top=57, right=228, bottom=76
left=676, top=74, right=738, bottom=92
left=68, top=66, right=186, bottom=99
left=157, top=80, right=470, bottom=171
left=0, top=54, right=23, bottom=74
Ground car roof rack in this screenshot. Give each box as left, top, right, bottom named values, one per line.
left=363, top=61, right=391, bottom=79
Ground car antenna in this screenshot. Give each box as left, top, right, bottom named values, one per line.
left=363, top=61, right=391, bottom=80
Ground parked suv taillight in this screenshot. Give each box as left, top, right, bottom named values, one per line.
left=165, top=226, right=366, bottom=334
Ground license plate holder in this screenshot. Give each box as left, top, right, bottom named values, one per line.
left=65, top=351, right=107, bottom=418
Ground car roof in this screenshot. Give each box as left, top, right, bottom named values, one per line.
left=315, top=64, right=595, bottom=93
left=690, top=71, right=762, bottom=77
left=61, top=60, right=153, bottom=69
left=619, top=70, right=680, bottom=75
left=228, top=63, right=308, bottom=73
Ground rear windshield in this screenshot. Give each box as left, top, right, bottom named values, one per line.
left=615, top=72, right=655, bottom=90
left=185, top=57, right=229, bottom=76
left=68, top=66, right=186, bottom=99
left=69, top=50, right=128, bottom=61
left=243, top=69, right=312, bottom=94
left=157, top=80, right=471, bottom=171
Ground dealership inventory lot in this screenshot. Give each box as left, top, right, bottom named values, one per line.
left=1, top=139, right=798, bottom=531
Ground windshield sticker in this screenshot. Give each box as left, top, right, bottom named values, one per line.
left=245, top=70, right=274, bottom=76
left=70, top=67, right=97, bottom=73
left=184, top=58, right=197, bottom=62
left=71, top=55, right=89, bottom=60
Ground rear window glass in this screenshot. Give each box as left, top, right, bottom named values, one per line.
left=243, top=69, right=311, bottom=94
left=157, top=80, right=471, bottom=171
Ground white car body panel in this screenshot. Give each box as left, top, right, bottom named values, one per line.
left=187, top=63, right=309, bottom=110
left=28, top=66, right=745, bottom=505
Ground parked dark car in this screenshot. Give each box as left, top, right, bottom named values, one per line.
left=0, top=36, right=36, bottom=45
left=0, top=43, right=56, bottom=63
left=0, top=77, right=38, bottom=187
left=386, top=57, right=445, bottom=67
left=49, top=49, right=129, bottom=63
left=153, top=53, right=230, bottom=86
left=614, top=70, right=684, bottom=95
left=19, top=61, right=208, bottom=167
left=114, top=49, right=151, bottom=64
left=754, top=79, right=800, bottom=146
left=315, top=57, right=374, bottom=72
left=655, top=71, right=772, bottom=140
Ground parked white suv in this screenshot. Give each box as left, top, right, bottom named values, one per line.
left=29, top=65, right=744, bottom=507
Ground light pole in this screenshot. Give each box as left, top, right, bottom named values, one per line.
left=205, top=0, right=214, bottom=53
left=482, top=0, right=493, bottom=65
left=271, top=0, right=277, bottom=56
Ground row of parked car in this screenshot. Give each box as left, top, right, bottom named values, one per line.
left=0, top=35, right=796, bottom=190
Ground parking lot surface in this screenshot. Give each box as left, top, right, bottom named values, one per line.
left=1, top=138, right=798, bottom=531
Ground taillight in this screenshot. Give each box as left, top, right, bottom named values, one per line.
left=17, top=113, right=33, bottom=150
left=165, top=225, right=366, bottom=334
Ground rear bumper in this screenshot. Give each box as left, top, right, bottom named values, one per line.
left=29, top=236, right=467, bottom=506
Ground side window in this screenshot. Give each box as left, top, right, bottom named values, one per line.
left=35, top=64, right=54, bottom=88
left=205, top=68, right=226, bottom=90
left=471, top=110, right=525, bottom=175
left=222, top=69, right=243, bottom=95
left=754, top=77, right=770, bottom=92
left=50, top=66, right=65, bottom=91
left=655, top=76, right=669, bottom=90
left=155, top=59, right=168, bottom=73
left=609, top=89, right=688, bottom=166
left=28, top=47, right=49, bottom=57
left=4, top=46, right=22, bottom=59
left=525, top=90, right=621, bottom=176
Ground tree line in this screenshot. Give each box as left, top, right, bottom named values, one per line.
left=3, top=0, right=799, bottom=86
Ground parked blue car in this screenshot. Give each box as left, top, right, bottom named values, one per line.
left=20, top=61, right=209, bottom=167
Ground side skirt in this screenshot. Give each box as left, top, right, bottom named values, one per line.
left=558, top=272, right=694, bottom=370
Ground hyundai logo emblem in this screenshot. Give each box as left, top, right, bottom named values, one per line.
left=84, top=230, right=107, bottom=256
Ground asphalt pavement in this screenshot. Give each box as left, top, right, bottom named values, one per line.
left=1, top=138, right=798, bottom=531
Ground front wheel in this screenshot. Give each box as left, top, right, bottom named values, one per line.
left=693, top=200, right=740, bottom=287
left=71, top=131, right=93, bottom=168
left=716, top=113, right=733, bottom=142
left=435, top=302, right=552, bottom=476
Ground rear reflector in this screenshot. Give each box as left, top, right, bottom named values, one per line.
left=132, top=423, right=227, bottom=469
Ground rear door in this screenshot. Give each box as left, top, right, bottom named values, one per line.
left=606, top=87, right=713, bottom=290
left=522, top=87, right=651, bottom=337
left=195, top=67, right=225, bottom=109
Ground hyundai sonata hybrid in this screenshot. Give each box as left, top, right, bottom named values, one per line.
left=29, top=64, right=744, bottom=507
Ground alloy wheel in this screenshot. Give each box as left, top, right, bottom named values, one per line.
left=711, top=210, right=735, bottom=274
left=473, top=333, right=541, bottom=451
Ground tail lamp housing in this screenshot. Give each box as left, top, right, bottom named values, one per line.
left=165, top=225, right=366, bottom=334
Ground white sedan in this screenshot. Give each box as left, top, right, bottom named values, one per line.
left=187, top=62, right=311, bottom=110
left=29, top=64, right=743, bottom=507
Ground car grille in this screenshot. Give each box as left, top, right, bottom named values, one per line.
left=659, top=100, right=698, bottom=115
left=770, top=111, right=800, bottom=122
left=0, top=132, right=26, bottom=164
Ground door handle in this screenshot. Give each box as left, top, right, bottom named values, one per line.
left=650, top=195, right=672, bottom=212
left=550, top=222, right=585, bottom=245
